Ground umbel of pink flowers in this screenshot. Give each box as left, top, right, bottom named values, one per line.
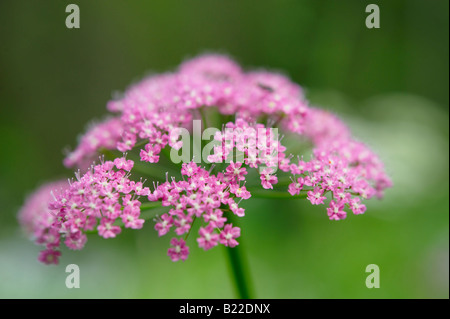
left=18, top=54, right=392, bottom=265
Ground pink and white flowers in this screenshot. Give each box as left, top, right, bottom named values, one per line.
left=18, top=54, right=392, bottom=265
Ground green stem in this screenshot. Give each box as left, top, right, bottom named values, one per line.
left=224, top=214, right=254, bottom=299
left=199, top=106, right=210, bottom=129
left=160, top=146, right=183, bottom=170
left=249, top=190, right=308, bottom=199
left=140, top=201, right=163, bottom=210
left=184, top=215, right=197, bottom=241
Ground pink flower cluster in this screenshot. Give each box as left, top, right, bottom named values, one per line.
left=18, top=181, right=68, bottom=265
left=37, top=156, right=149, bottom=264
left=64, top=117, right=124, bottom=169
left=64, top=54, right=309, bottom=169
left=207, top=118, right=293, bottom=189
left=150, top=161, right=244, bottom=261
left=18, top=54, right=392, bottom=265
left=286, top=108, right=393, bottom=220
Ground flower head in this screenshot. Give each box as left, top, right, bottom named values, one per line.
left=20, top=54, right=392, bottom=265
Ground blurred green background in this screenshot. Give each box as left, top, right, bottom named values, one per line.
left=0, top=0, right=448, bottom=298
